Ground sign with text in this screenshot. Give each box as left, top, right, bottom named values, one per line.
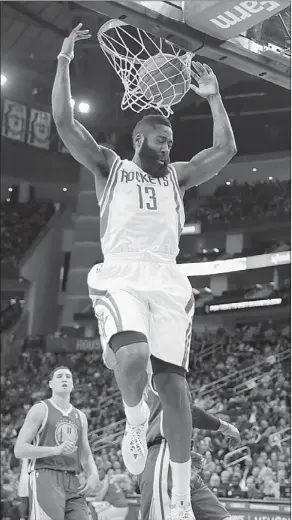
left=104, top=497, right=290, bottom=520
left=45, top=336, right=101, bottom=353
left=185, top=0, right=290, bottom=41
left=179, top=251, right=291, bottom=277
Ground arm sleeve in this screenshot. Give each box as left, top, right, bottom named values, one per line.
left=192, top=405, right=220, bottom=431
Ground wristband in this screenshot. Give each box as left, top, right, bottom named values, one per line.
left=218, top=419, right=229, bottom=432
left=57, top=52, right=73, bottom=63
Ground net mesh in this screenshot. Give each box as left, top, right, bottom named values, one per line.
left=97, top=20, right=193, bottom=116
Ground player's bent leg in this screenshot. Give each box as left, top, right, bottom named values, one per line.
left=112, top=332, right=149, bottom=407
left=111, top=331, right=150, bottom=475
left=152, top=358, right=194, bottom=519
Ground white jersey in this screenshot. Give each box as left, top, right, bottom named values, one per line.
left=99, top=157, right=185, bottom=261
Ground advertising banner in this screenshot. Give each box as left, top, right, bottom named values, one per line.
left=120, top=498, right=290, bottom=520
left=179, top=251, right=291, bottom=277
left=45, top=336, right=101, bottom=353
left=185, top=0, right=290, bottom=41
left=89, top=498, right=290, bottom=520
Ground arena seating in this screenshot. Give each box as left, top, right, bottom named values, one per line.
left=185, top=179, right=291, bottom=228
left=0, top=299, right=23, bottom=333
left=1, top=322, right=290, bottom=517
left=1, top=201, right=55, bottom=270
left=177, top=241, right=291, bottom=264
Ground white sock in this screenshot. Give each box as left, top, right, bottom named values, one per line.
left=123, top=399, right=148, bottom=426
left=170, top=459, right=191, bottom=504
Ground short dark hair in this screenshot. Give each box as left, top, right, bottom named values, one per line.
left=132, top=114, right=172, bottom=143
left=49, top=366, right=72, bottom=381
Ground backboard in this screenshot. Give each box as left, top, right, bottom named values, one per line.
left=76, top=0, right=290, bottom=90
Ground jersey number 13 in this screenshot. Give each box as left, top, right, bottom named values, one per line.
left=138, top=185, right=157, bottom=211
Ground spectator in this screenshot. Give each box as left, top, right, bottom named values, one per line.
left=87, top=468, right=129, bottom=520
left=263, top=472, right=280, bottom=499
left=202, top=451, right=216, bottom=474
left=244, top=476, right=263, bottom=499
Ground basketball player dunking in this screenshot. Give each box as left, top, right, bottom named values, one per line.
left=52, top=25, right=236, bottom=520
left=14, top=366, right=99, bottom=520
left=138, top=376, right=241, bottom=520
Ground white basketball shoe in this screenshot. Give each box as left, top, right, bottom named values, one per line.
left=121, top=405, right=150, bottom=475
left=168, top=503, right=196, bottom=520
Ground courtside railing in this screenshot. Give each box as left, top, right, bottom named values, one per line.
left=191, top=349, right=290, bottom=402
left=88, top=349, right=290, bottom=452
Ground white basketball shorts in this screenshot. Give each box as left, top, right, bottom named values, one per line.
left=87, top=256, right=194, bottom=371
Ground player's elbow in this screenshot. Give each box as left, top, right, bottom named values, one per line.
left=228, top=143, right=237, bottom=157
left=223, top=141, right=237, bottom=158
left=14, top=443, right=23, bottom=459
left=52, top=109, right=74, bottom=130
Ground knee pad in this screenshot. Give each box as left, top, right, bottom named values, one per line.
left=109, top=331, right=148, bottom=355
left=150, top=355, right=187, bottom=377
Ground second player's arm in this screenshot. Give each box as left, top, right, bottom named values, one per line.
left=192, top=405, right=241, bottom=447
left=173, top=94, right=237, bottom=189
left=79, top=413, right=98, bottom=478
left=52, top=56, right=117, bottom=180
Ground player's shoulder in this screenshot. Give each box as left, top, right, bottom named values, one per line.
left=169, top=162, right=187, bottom=193
left=99, top=146, right=120, bottom=170
left=74, top=408, right=88, bottom=425
left=27, top=401, right=47, bottom=421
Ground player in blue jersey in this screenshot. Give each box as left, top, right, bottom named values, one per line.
left=14, top=366, right=99, bottom=520
left=138, top=376, right=241, bottom=520
left=53, top=24, right=236, bottom=520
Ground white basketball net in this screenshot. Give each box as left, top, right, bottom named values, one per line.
left=97, top=19, right=193, bottom=117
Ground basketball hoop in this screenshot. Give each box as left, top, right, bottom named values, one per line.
left=97, top=19, right=194, bottom=116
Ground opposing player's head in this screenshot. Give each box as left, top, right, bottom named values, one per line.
left=132, top=114, right=173, bottom=178
left=49, top=366, right=73, bottom=395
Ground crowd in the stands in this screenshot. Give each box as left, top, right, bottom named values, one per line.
left=185, top=179, right=290, bottom=228
left=1, top=201, right=55, bottom=269
left=1, top=322, right=290, bottom=518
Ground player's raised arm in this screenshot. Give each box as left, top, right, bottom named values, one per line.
left=173, top=62, right=237, bottom=189
left=14, top=403, right=75, bottom=459
left=52, top=23, right=117, bottom=179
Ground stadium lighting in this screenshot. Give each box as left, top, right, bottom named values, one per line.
left=78, top=102, right=90, bottom=114
left=1, top=74, right=7, bottom=86
left=62, top=187, right=67, bottom=192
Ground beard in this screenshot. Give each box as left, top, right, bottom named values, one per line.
left=138, top=138, right=170, bottom=178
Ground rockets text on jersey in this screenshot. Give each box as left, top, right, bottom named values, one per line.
left=98, top=158, right=185, bottom=261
